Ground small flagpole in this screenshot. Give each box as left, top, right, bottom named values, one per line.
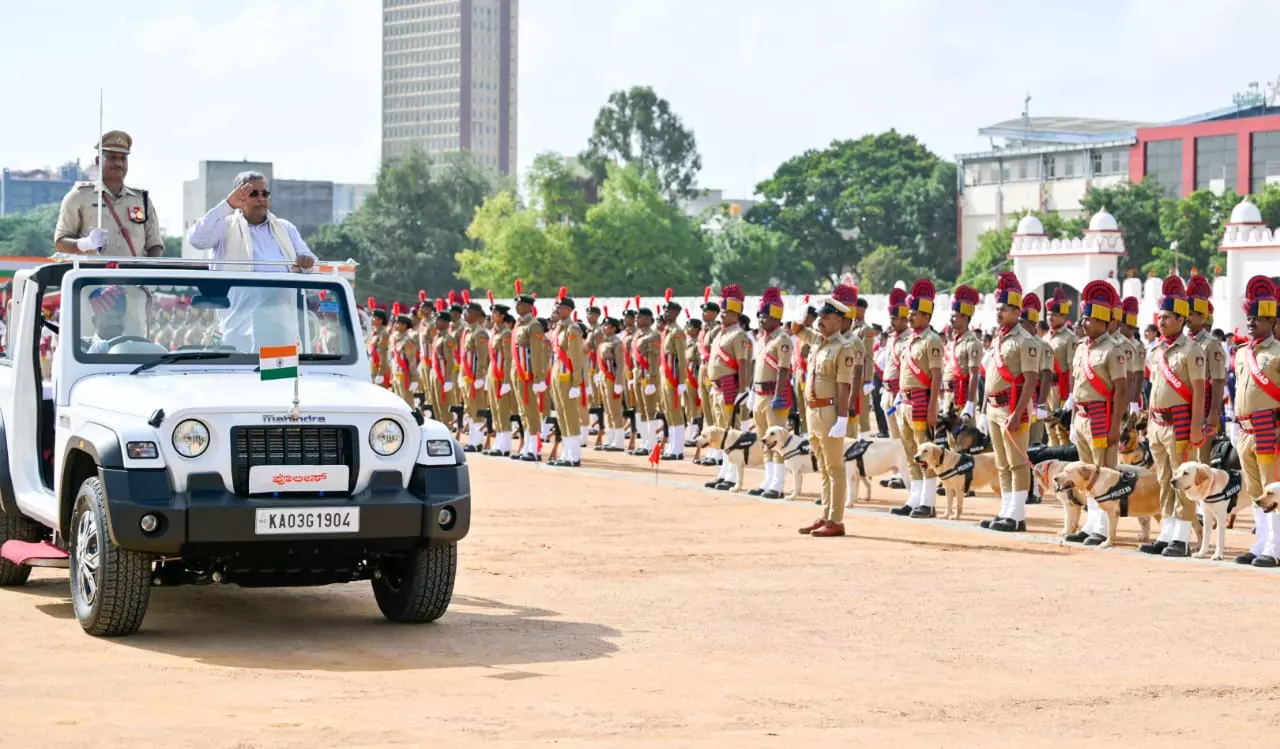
left=96, top=88, right=104, bottom=231
left=291, top=337, right=301, bottom=419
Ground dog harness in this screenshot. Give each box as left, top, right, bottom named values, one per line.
left=936, top=453, right=975, bottom=481
left=843, top=438, right=870, bottom=478
left=1205, top=469, right=1242, bottom=506
left=1093, top=470, right=1138, bottom=517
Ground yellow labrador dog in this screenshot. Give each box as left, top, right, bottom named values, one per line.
left=1030, top=459, right=1076, bottom=536
left=1171, top=462, right=1241, bottom=561
left=694, top=426, right=763, bottom=492
left=1254, top=481, right=1280, bottom=513
left=1052, top=462, right=1160, bottom=549
left=914, top=443, right=1000, bottom=520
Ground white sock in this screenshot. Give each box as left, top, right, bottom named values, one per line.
left=673, top=425, right=685, bottom=456
left=1227, top=421, right=1241, bottom=444
left=757, top=463, right=772, bottom=490
left=1157, top=517, right=1174, bottom=543
left=541, top=422, right=552, bottom=440
left=1252, top=507, right=1267, bottom=555
left=999, top=492, right=1013, bottom=519
left=1094, top=507, right=1110, bottom=538
left=1263, top=512, right=1280, bottom=558
left=771, top=462, right=787, bottom=493
left=908, top=480, right=922, bottom=508
left=919, top=478, right=936, bottom=509
left=716, top=460, right=729, bottom=482
left=1172, top=518, right=1191, bottom=544
left=1011, top=490, right=1027, bottom=522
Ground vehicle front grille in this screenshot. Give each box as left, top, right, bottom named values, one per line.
left=231, top=426, right=357, bottom=496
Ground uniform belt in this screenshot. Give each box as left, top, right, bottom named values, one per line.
left=754, top=383, right=777, bottom=394
left=986, top=390, right=1013, bottom=406
left=885, top=378, right=900, bottom=394
left=1150, top=408, right=1174, bottom=426
left=807, top=397, right=834, bottom=408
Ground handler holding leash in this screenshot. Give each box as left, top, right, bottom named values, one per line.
left=1140, top=277, right=1206, bottom=558
left=891, top=279, right=943, bottom=519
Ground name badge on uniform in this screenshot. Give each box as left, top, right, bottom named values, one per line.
left=127, top=205, right=146, bottom=223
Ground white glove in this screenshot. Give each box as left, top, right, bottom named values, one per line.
left=1064, top=395, right=1075, bottom=411
left=410, top=381, right=419, bottom=390
left=586, top=383, right=593, bottom=397
left=457, top=374, right=467, bottom=389
left=476, top=379, right=487, bottom=391
left=1035, top=406, right=1048, bottom=420
left=1224, top=405, right=1236, bottom=421
left=644, top=383, right=656, bottom=395
left=569, top=386, right=581, bottom=399
left=678, top=383, right=687, bottom=395
left=962, top=401, right=975, bottom=419
left=863, top=382, right=874, bottom=394
left=532, top=382, right=547, bottom=394
left=500, top=383, right=512, bottom=396
left=748, top=392, right=758, bottom=409
left=1129, top=402, right=1140, bottom=415
left=443, top=381, right=454, bottom=393
left=374, top=375, right=384, bottom=385
left=827, top=416, right=848, bottom=439
left=613, top=384, right=624, bottom=395
left=75, top=227, right=107, bottom=252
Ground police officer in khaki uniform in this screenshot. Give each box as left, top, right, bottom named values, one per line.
left=890, top=280, right=944, bottom=519
left=980, top=272, right=1040, bottom=533
left=1140, top=277, right=1206, bottom=558
left=790, top=300, right=818, bottom=436
left=748, top=288, right=793, bottom=498
left=830, top=287, right=868, bottom=439
left=1044, top=290, right=1076, bottom=446
left=878, top=289, right=911, bottom=490
left=458, top=299, right=491, bottom=451
left=595, top=315, right=630, bottom=452
left=366, top=302, right=391, bottom=387
left=1114, top=297, right=1144, bottom=414
left=629, top=307, right=662, bottom=456
left=1186, top=275, right=1226, bottom=464
left=658, top=296, right=690, bottom=460
left=548, top=291, right=587, bottom=468
left=584, top=299, right=605, bottom=440
left=704, top=285, right=753, bottom=489
left=1064, top=281, right=1129, bottom=545
left=798, top=297, right=854, bottom=538
left=484, top=302, right=518, bottom=457
left=1019, top=294, right=1054, bottom=445
left=510, top=282, right=550, bottom=462
left=428, top=305, right=459, bottom=428
left=1232, top=276, right=1280, bottom=567
left=389, top=306, right=418, bottom=408
left=694, top=292, right=723, bottom=463
left=683, top=317, right=704, bottom=436
left=849, top=297, right=875, bottom=436
left=55, top=131, right=164, bottom=258
left=944, top=285, right=983, bottom=420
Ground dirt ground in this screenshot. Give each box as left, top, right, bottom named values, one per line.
left=4, top=446, right=1280, bottom=749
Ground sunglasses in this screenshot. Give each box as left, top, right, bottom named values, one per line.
left=249, top=189, right=271, bottom=198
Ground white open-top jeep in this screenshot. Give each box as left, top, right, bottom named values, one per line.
left=0, top=256, right=470, bottom=636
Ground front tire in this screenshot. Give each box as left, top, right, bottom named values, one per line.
left=0, top=512, right=44, bottom=586
left=372, top=543, right=456, bottom=623
left=69, top=476, right=154, bottom=637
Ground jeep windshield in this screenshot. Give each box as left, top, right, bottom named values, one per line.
left=69, top=276, right=358, bottom=367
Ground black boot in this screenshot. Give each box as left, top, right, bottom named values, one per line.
left=1161, top=541, right=1190, bottom=557
left=1063, top=531, right=1088, bottom=543
left=989, top=518, right=1026, bottom=532
left=910, top=505, right=936, bottom=519
left=1137, top=541, right=1168, bottom=555
left=889, top=504, right=912, bottom=516
left=1082, top=534, right=1107, bottom=546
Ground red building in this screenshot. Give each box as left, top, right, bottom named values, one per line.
left=1129, top=103, right=1280, bottom=197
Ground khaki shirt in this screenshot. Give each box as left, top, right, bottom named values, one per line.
left=806, top=333, right=854, bottom=430
left=899, top=328, right=943, bottom=390
left=432, top=330, right=458, bottom=383
left=946, top=330, right=982, bottom=385
left=631, top=327, right=660, bottom=385
left=882, top=330, right=909, bottom=382
left=1147, top=334, right=1205, bottom=409
left=55, top=182, right=162, bottom=257
left=707, top=324, right=751, bottom=380
left=513, top=314, right=549, bottom=383
left=684, top=332, right=701, bottom=377
left=984, top=325, right=1040, bottom=395
left=461, top=322, right=490, bottom=384
left=488, top=327, right=512, bottom=387
left=367, top=327, right=390, bottom=381
left=1194, top=330, right=1227, bottom=383
left=1047, top=327, right=1077, bottom=387
left=1233, top=336, right=1280, bottom=416
left=1072, top=335, right=1126, bottom=404
left=661, top=327, right=688, bottom=389
left=598, top=335, right=626, bottom=390
left=753, top=326, right=792, bottom=384
left=1113, top=333, right=1142, bottom=377
left=552, top=320, right=587, bottom=387
left=390, top=329, right=417, bottom=378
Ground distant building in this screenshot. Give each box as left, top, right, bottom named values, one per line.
left=182, top=160, right=346, bottom=258
left=680, top=189, right=757, bottom=235
left=957, top=81, right=1280, bottom=264
left=1, top=161, right=88, bottom=217
left=333, top=183, right=376, bottom=223
left=381, top=0, right=519, bottom=175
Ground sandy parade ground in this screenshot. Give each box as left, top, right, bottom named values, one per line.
left=3, top=443, right=1280, bottom=749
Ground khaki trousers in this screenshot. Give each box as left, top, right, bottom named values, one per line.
left=987, top=404, right=1030, bottom=493
left=1070, top=412, right=1117, bottom=468
left=896, top=405, right=933, bottom=480
left=711, top=389, right=734, bottom=428
left=515, top=380, right=541, bottom=437
left=751, top=397, right=788, bottom=461
left=1046, top=388, right=1069, bottom=446
left=551, top=376, right=582, bottom=438
left=662, top=381, right=686, bottom=427
left=1147, top=421, right=1196, bottom=522
left=1239, top=431, right=1277, bottom=500
left=807, top=403, right=846, bottom=524
left=881, top=390, right=902, bottom=440
left=602, top=386, right=626, bottom=429
left=487, top=377, right=517, bottom=432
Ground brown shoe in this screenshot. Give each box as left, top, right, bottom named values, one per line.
left=799, top=518, right=826, bottom=535
left=811, top=521, right=846, bottom=537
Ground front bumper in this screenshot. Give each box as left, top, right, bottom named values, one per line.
left=98, top=464, right=470, bottom=555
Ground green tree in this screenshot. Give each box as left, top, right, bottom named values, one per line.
left=1145, top=188, right=1238, bottom=276
left=1252, top=183, right=1280, bottom=227
left=705, top=217, right=804, bottom=291
left=0, top=204, right=58, bottom=256
left=749, top=130, right=958, bottom=287
left=525, top=151, right=591, bottom=224
left=457, top=190, right=583, bottom=296
left=580, top=86, right=703, bottom=203
left=1078, top=178, right=1168, bottom=276
left=857, top=245, right=928, bottom=294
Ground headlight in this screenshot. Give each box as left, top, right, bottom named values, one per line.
left=369, top=418, right=404, bottom=456
left=425, top=439, right=453, bottom=457
left=172, top=420, right=210, bottom=458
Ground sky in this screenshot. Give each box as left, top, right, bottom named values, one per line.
left=3, top=0, right=1279, bottom=237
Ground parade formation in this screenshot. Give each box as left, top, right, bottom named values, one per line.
left=359, top=269, right=1280, bottom=563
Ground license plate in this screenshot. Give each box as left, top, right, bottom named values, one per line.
left=249, top=465, right=350, bottom=494
left=255, top=507, right=360, bottom=535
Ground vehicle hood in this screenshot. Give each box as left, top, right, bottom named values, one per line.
left=69, top=372, right=413, bottom=420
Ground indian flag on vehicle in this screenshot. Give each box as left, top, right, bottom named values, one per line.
left=259, top=344, right=299, bottom=381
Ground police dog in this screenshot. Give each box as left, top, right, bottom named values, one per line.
left=913, top=443, right=1000, bottom=520
left=1052, top=462, right=1160, bottom=549
left=1029, top=459, right=1076, bottom=536
left=1254, top=481, right=1280, bottom=513
left=759, top=426, right=818, bottom=500
left=845, top=437, right=913, bottom=507
left=1173, top=462, right=1240, bottom=561
left=694, top=426, right=763, bottom=492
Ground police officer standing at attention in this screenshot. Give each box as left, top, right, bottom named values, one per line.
left=748, top=287, right=794, bottom=498
left=511, top=281, right=550, bottom=462
left=944, top=285, right=982, bottom=422
left=980, top=272, right=1040, bottom=533
left=484, top=300, right=517, bottom=457
left=1232, top=276, right=1280, bottom=567
left=1186, top=274, right=1226, bottom=464
left=1064, top=282, right=1128, bottom=545
left=705, top=285, right=753, bottom=490
left=1044, top=290, right=1076, bottom=446
left=658, top=292, right=689, bottom=460
left=548, top=289, right=587, bottom=468
left=798, top=296, right=854, bottom=538
left=1140, top=277, right=1206, bottom=558
left=879, top=289, right=911, bottom=491
left=891, top=280, right=944, bottom=519
left=55, top=131, right=164, bottom=257
left=693, top=290, right=723, bottom=464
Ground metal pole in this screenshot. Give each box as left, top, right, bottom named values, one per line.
left=96, top=89, right=104, bottom=232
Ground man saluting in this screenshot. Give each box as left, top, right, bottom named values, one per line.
left=55, top=131, right=164, bottom=257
